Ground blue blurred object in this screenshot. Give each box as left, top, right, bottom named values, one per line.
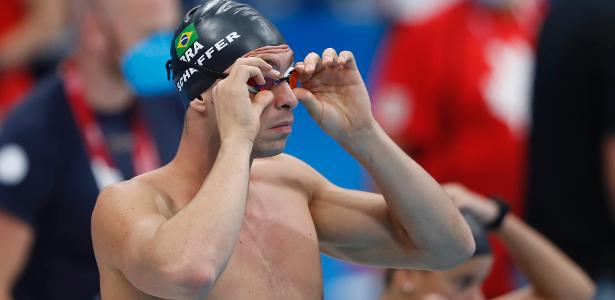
left=121, top=31, right=176, bottom=97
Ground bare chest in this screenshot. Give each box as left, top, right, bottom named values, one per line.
left=207, top=183, right=323, bottom=299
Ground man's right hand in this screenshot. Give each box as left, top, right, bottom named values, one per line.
left=212, top=57, right=279, bottom=143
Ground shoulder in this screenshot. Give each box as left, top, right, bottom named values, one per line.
left=92, top=177, right=166, bottom=265
left=93, top=178, right=161, bottom=220
left=252, top=154, right=329, bottom=195
left=92, top=176, right=166, bottom=243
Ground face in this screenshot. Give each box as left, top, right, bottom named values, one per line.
left=390, top=256, right=493, bottom=300
left=246, top=47, right=299, bottom=158
left=80, top=0, right=179, bottom=71
left=98, top=0, right=180, bottom=54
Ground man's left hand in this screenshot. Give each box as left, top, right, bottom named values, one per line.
left=294, top=49, right=376, bottom=143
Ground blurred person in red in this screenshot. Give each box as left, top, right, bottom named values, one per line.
left=0, top=0, right=67, bottom=122
left=372, top=0, right=544, bottom=297
left=0, top=0, right=183, bottom=299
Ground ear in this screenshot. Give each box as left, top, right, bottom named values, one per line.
left=189, top=96, right=208, bottom=113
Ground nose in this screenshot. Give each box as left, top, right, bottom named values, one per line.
left=272, top=82, right=298, bottom=110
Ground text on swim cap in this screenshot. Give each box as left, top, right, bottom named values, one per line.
left=176, top=32, right=242, bottom=91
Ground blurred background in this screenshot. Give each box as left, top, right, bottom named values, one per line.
left=1, top=0, right=614, bottom=299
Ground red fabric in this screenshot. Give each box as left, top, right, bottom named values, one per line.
left=373, top=1, right=543, bottom=297
left=0, top=0, right=25, bottom=35
left=0, top=69, right=31, bottom=120
left=0, top=0, right=32, bottom=121
left=63, top=61, right=161, bottom=177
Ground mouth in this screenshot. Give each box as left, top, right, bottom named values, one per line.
left=269, top=119, right=294, bottom=133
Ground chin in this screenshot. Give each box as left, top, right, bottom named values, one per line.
left=252, top=140, right=287, bottom=158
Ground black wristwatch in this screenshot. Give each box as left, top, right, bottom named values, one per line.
left=485, top=197, right=510, bottom=231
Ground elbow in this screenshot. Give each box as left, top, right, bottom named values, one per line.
left=426, top=232, right=476, bottom=271
left=457, top=233, right=477, bottom=264
left=444, top=217, right=478, bottom=268
left=170, top=265, right=217, bottom=298
left=558, top=280, right=597, bottom=300
left=152, top=259, right=218, bottom=299
left=580, top=283, right=597, bottom=300
left=445, top=229, right=476, bottom=269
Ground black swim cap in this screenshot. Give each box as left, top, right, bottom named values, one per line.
left=166, top=0, right=286, bottom=107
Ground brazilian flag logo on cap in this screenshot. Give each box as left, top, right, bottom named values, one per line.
left=175, top=23, right=199, bottom=57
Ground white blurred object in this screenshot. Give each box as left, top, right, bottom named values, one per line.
left=483, top=38, right=533, bottom=137
left=0, top=143, right=29, bottom=186
left=374, top=83, right=413, bottom=137
left=380, top=0, right=459, bottom=23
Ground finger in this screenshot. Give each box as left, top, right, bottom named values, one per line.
left=252, top=90, right=274, bottom=114
left=295, top=58, right=315, bottom=83
left=294, top=62, right=313, bottom=83
left=232, top=65, right=266, bottom=85
left=234, top=57, right=280, bottom=78
left=293, top=88, right=323, bottom=124
left=337, top=51, right=358, bottom=70
left=322, top=48, right=338, bottom=67
left=303, top=52, right=322, bottom=73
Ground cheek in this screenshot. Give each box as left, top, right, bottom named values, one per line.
left=258, top=104, right=276, bottom=124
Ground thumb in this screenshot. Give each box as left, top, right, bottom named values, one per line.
left=293, top=88, right=323, bottom=123
left=252, top=90, right=274, bottom=114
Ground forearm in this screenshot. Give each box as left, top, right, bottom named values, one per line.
left=144, top=138, right=253, bottom=279
left=342, top=124, right=474, bottom=267
left=497, top=215, right=595, bottom=300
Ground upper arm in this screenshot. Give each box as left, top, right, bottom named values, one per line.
left=289, top=157, right=420, bottom=268
left=91, top=182, right=170, bottom=292
left=311, top=184, right=420, bottom=267
left=0, top=210, right=33, bottom=293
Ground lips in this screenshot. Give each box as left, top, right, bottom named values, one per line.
left=270, top=119, right=293, bottom=129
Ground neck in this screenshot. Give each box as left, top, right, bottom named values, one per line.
left=171, top=127, right=220, bottom=186
left=74, top=53, right=134, bottom=114
left=167, top=109, right=256, bottom=204
left=169, top=109, right=242, bottom=188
